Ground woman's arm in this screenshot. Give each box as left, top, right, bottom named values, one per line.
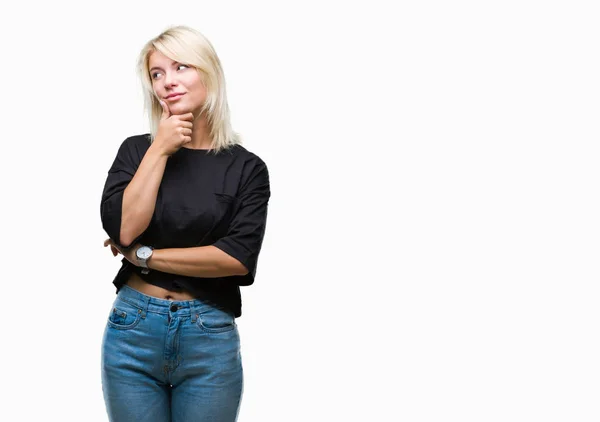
left=147, top=245, right=249, bottom=278
left=101, top=137, right=169, bottom=249
left=119, top=143, right=168, bottom=246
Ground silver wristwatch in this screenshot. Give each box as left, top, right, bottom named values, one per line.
left=135, top=245, right=154, bottom=274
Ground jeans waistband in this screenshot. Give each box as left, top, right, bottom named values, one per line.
left=117, top=284, right=214, bottom=318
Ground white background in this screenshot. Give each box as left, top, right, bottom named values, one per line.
left=1, top=0, right=598, bottom=421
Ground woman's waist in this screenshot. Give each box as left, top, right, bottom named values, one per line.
left=125, top=272, right=198, bottom=301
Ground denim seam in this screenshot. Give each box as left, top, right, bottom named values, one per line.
left=116, top=296, right=145, bottom=312
left=107, top=308, right=142, bottom=330
left=196, top=317, right=236, bottom=334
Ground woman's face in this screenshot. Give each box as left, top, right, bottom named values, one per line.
left=148, top=50, right=207, bottom=116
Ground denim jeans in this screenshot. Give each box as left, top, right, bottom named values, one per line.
left=101, top=285, right=243, bottom=421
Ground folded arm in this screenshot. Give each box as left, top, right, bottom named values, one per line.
left=144, top=161, right=270, bottom=281
left=147, top=245, right=249, bottom=278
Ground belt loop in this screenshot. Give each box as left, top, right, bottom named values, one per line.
left=190, top=301, right=200, bottom=323
left=140, top=293, right=150, bottom=319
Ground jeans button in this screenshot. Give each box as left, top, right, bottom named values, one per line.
left=170, top=304, right=178, bottom=312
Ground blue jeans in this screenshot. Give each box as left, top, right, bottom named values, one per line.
left=101, top=285, right=243, bottom=421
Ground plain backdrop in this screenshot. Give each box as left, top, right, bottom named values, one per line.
left=1, top=0, right=599, bottom=421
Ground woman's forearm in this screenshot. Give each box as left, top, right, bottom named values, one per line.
left=120, top=143, right=168, bottom=246
left=147, top=245, right=249, bottom=278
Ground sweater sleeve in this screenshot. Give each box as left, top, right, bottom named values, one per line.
left=213, top=160, right=271, bottom=286
left=100, top=137, right=144, bottom=249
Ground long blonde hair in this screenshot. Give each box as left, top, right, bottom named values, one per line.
left=137, top=25, right=241, bottom=153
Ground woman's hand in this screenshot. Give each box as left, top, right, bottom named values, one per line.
left=153, top=100, right=194, bottom=156
left=104, top=238, right=140, bottom=266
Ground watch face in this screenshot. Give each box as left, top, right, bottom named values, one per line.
left=137, top=247, right=152, bottom=259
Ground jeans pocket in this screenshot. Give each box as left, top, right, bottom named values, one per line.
left=107, top=298, right=143, bottom=330
left=196, top=306, right=236, bottom=334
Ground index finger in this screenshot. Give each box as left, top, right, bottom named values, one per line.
left=177, top=112, right=195, bottom=122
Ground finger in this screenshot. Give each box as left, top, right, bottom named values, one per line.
left=180, top=120, right=194, bottom=129
left=178, top=112, right=195, bottom=122
left=183, top=136, right=192, bottom=144
left=159, top=100, right=171, bottom=120
left=181, top=127, right=192, bottom=136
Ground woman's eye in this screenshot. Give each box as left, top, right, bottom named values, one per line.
left=151, top=65, right=187, bottom=79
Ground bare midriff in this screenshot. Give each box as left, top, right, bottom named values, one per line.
left=125, top=272, right=197, bottom=301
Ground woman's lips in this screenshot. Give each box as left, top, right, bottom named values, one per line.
left=166, top=93, right=185, bottom=101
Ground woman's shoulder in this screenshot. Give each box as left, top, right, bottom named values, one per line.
left=123, top=133, right=152, bottom=148
left=115, top=133, right=151, bottom=156
left=227, top=143, right=267, bottom=166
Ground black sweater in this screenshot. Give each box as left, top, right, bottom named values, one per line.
left=100, top=134, right=270, bottom=317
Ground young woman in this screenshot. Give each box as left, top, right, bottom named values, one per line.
left=100, top=25, right=270, bottom=421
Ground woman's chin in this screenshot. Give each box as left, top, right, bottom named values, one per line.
left=165, top=102, right=202, bottom=119
left=168, top=104, right=189, bottom=114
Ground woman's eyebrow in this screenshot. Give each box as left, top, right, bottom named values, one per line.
left=149, top=61, right=178, bottom=72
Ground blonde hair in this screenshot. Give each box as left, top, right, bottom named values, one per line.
left=137, top=25, right=241, bottom=153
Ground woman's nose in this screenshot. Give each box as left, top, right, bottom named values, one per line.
left=163, top=71, right=177, bottom=87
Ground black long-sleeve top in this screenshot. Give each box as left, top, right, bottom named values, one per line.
left=100, top=134, right=270, bottom=317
